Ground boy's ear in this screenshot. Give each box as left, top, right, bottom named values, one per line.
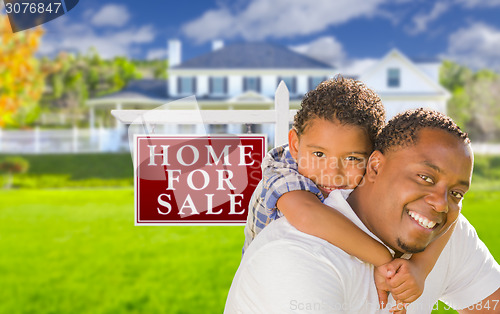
left=365, top=150, right=385, bottom=182
left=288, top=129, right=299, bottom=160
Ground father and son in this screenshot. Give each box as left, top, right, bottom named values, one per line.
left=224, top=77, right=500, bottom=313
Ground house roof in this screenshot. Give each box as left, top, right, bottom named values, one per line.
left=87, top=79, right=169, bottom=105
left=173, top=42, right=334, bottom=69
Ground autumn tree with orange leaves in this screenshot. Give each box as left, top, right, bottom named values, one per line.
left=0, top=13, right=44, bottom=127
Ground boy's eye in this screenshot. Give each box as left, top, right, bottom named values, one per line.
left=345, top=156, right=362, bottom=162
left=451, top=190, right=464, bottom=200
left=312, top=151, right=325, bottom=158
left=418, top=174, right=434, bottom=184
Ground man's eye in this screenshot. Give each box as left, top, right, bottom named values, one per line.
left=451, top=191, right=464, bottom=200
left=313, top=152, right=325, bottom=158
left=419, top=174, right=434, bottom=184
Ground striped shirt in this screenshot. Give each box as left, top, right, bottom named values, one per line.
left=242, top=144, right=324, bottom=253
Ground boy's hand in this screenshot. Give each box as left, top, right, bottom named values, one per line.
left=385, top=258, right=425, bottom=303
left=374, top=263, right=393, bottom=308
left=389, top=300, right=408, bottom=314
left=374, top=258, right=426, bottom=308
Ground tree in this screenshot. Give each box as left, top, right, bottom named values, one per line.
left=441, top=60, right=500, bottom=142
left=40, top=50, right=142, bottom=126
left=0, top=13, right=45, bottom=127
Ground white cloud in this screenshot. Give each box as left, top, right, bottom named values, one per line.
left=39, top=15, right=155, bottom=59
left=182, top=0, right=387, bottom=43
left=455, top=0, right=500, bottom=8
left=338, top=58, right=379, bottom=76
left=407, top=2, right=449, bottom=35
left=91, top=4, right=130, bottom=27
left=289, top=36, right=379, bottom=76
left=444, top=22, right=500, bottom=70
left=290, top=36, right=346, bottom=66
left=147, top=48, right=168, bottom=60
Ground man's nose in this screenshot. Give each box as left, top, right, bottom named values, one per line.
left=424, top=186, right=449, bottom=213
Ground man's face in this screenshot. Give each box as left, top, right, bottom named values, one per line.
left=289, top=118, right=373, bottom=197
left=364, top=128, right=473, bottom=254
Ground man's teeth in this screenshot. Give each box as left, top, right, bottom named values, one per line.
left=408, top=211, right=437, bottom=229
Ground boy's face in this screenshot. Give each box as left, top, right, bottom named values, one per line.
left=289, top=118, right=372, bottom=197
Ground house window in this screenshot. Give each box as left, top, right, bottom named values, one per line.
left=309, top=76, right=326, bottom=90
left=387, top=68, right=400, bottom=87
left=179, top=77, right=196, bottom=94
left=210, top=77, right=227, bottom=95
left=241, top=124, right=262, bottom=134
left=278, top=76, right=296, bottom=93
left=178, top=124, right=196, bottom=134
left=209, top=124, right=228, bottom=134
left=243, top=77, right=260, bottom=92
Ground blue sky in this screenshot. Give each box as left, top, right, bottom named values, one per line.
left=12, top=0, right=500, bottom=71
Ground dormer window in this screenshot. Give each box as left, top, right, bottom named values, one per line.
left=388, top=68, right=400, bottom=88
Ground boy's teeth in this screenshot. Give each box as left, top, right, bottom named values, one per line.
left=408, top=210, right=436, bottom=229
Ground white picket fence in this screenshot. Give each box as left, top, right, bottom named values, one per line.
left=0, top=127, right=128, bottom=154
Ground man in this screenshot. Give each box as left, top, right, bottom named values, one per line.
left=225, top=109, right=500, bottom=313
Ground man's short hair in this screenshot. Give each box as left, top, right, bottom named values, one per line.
left=375, top=108, right=470, bottom=153
left=293, top=76, right=385, bottom=144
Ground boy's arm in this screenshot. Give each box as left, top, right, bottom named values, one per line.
left=277, top=190, right=393, bottom=267
left=408, top=220, right=456, bottom=277
left=386, top=221, right=457, bottom=303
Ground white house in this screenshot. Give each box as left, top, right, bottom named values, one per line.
left=84, top=40, right=451, bottom=150
left=359, top=49, right=450, bottom=119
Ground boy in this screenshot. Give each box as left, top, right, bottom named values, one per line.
left=243, top=77, right=454, bottom=308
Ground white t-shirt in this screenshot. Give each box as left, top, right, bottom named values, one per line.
left=225, top=190, right=500, bottom=314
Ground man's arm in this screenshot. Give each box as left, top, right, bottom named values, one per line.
left=458, top=288, right=500, bottom=313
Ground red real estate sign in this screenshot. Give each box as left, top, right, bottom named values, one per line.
left=134, top=135, right=266, bottom=225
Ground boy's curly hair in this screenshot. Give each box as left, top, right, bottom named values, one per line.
left=293, top=76, right=385, bottom=144
left=375, top=108, right=470, bottom=153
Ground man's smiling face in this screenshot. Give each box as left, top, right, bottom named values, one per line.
left=362, top=128, right=473, bottom=255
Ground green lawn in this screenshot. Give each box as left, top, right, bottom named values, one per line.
left=0, top=187, right=498, bottom=314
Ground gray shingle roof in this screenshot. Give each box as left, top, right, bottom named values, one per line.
left=173, top=42, right=334, bottom=69
left=96, top=79, right=168, bottom=100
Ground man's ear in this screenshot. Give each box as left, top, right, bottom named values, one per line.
left=365, top=150, right=385, bottom=182
left=288, top=129, right=299, bottom=160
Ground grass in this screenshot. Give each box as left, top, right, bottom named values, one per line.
left=0, top=153, right=133, bottom=188
left=0, top=186, right=499, bottom=313
left=0, top=189, right=242, bottom=314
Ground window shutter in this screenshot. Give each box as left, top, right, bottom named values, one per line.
left=192, top=77, right=197, bottom=94
left=243, top=77, right=247, bottom=91
left=308, top=77, right=312, bottom=91
left=223, top=77, right=228, bottom=94
left=209, top=77, right=213, bottom=94
left=257, top=77, right=261, bottom=93
left=177, top=77, right=181, bottom=94
left=292, top=77, right=297, bottom=93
